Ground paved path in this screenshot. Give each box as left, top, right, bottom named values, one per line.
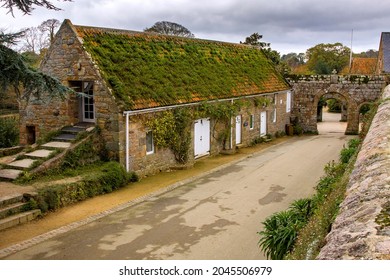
left=2, top=113, right=353, bottom=260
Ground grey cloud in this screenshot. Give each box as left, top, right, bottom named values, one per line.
left=1, top=0, right=388, bottom=54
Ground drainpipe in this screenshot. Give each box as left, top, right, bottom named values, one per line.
left=230, top=99, right=233, bottom=150
left=125, top=112, right=130, bottom=172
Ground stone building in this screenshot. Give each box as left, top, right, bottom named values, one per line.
left=20, top=19, right=291, bottom=176
left=376, top=32, right=390, bottom=74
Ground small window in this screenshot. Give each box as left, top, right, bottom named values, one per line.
left=249, top=115, right=254, bottom=130
left=146, top=131, right=154, bottom=155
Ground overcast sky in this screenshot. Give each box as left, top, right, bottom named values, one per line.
left=1, top=0, right=389, bottom=55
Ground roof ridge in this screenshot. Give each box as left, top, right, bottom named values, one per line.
left=73, top=23, right=254, bottom=49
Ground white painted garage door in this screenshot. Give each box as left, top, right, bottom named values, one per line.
left=260, top=111, right=267, bottom=136
left=194, top=118, right=210, bottom=158
left=235, top=115, right=242, bottom=145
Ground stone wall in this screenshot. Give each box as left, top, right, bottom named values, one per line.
left=317, top=85, right=390, bottom=260
left=289, top=75, right=386, bottom=135
left=20, top=20, right=122, bottom=161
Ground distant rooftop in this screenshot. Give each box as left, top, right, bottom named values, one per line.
left=380, top=32, right=390, bottom=73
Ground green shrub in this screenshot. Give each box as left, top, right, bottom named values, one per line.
left=258, top=210, right=304, bottom=260
left=339, top=139, right=361, bottom=164
left=0, top=118, right=19, bottom=148
left=36, top=161, right=131, bottom=212
left=289, top=198, right=313, bottom=223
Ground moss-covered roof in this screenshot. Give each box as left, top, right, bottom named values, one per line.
left=73, top=23, right=290, bottom=110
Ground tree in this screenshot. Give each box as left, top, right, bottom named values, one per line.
left=306, top=43, right=350, bottom=74
left=1, top=35, right=70, bottom=104
left=20, top=19, right=60, bottom=54
left=1, top=1, right=72, bottom=105
left=20, top=26, right=47, bottom=53
left=144, top=21, right=195, bottom=38
left=1, top=0, right=70, bottom=15
left=240, top=32, right=270, bottom=48
left=38, top=18, right=60, bottom=44
left=355, top=49, right=378, bottom=58
left=281, top=53, right=305, bottom=68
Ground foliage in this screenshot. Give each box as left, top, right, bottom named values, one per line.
left=281, top=53, right=306, bottom=69
left=0, top=42, right=72, bottom=104
left=306, top=43, right=350, bottom=74
left=359, top=102, right=378, bottom=138
left=339, top=138, right=361, bottom=164
left=1, top=2, right=72, bottom=106
left=198, top=101, right=243, bottom=149
left=145, top=108, right=192, bottom=164
left=144, top=21, right=194, bottom=38
left=0, top=117, right=19, bottom=148
left=354, top=49, right=378, bottom=58
left=327, top=99, right=342, bottom=113
left=1, top=0, right=69, bottom=15
left=35, top=161, right=132, bottom=212
left=240, top=33, right=269, bottom=48
left=258, top=210, right=303, bottom=260
left=61, top=133, right=107, bottom=169
left=80, top=30, right=288, bottom=109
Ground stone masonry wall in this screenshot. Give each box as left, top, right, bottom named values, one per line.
left=317, top=85, right=390, bottom=260
left=20, top=20, right=122, bottom=160
left=126, top=92, right=291, bottom=176
left=289, top=75, right=385, bottom=135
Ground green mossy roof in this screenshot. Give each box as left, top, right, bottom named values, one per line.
left=74, top=24, right=290, bottom=110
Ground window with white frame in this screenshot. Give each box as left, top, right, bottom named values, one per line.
left=146, top=131, right=154, bottom=155
left=286, top=91, right=292, bottom=113
left=249, top=114, right=254, bottom=130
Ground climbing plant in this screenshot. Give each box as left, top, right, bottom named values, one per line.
left=144, top=97, right=274, bottom=162
left=145, top=108, right=192, bottom=164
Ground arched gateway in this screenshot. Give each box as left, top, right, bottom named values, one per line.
left=288, top=74, right=386, bottom=135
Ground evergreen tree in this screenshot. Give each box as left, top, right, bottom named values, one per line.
left=1, top=1, right=72, bottom=104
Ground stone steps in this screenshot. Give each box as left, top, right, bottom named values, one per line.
left=0, top=194, right=41, bottom=231
left=0, top=209, right=41, bottom=231
left=0, top=123, right=94, bottom=181
left=0, top=202, right=26, bottom=219
left=0, top=169, right=23, bottom=180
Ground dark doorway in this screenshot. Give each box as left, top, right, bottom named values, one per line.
left=26, top=126, right=36, bottom=145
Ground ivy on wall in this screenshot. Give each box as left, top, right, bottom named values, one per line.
left=145, top=108, right=192, bottom=164
left=143, top=96, right=274, bottom=163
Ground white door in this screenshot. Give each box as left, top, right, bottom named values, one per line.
left=260, top=111, right=267, bottom=136
left=235, top=115, right=242, bottom=145
left=194, top=118, right=210, bottom=158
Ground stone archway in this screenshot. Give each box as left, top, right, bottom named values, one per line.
left=289, top=74, right=385, bottom=136
left=314, top=90, right=359, bottom=135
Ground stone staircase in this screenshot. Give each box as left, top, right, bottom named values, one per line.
left=0, top=193, right=41, bottom=231
left=0, top=123, right=94, bottom=181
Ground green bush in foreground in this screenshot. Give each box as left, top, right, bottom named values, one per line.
left=0, top=118, right=19, bottom=148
